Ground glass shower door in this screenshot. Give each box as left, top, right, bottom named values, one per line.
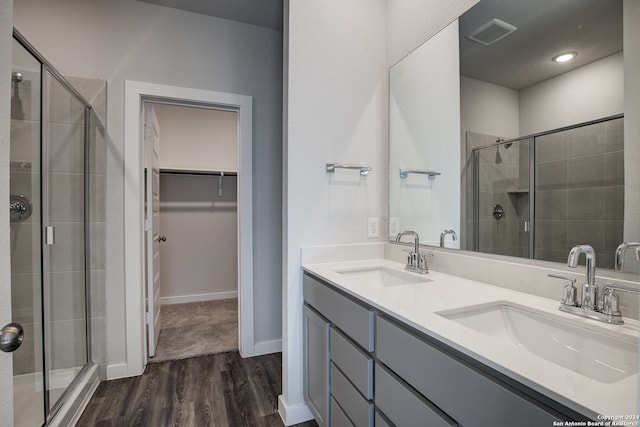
left=42, top=69, right=89, bottom=412
left=9, top=38, right=45, bottom=427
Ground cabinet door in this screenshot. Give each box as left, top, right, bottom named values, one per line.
left=303, top=304, right=330, bottom=427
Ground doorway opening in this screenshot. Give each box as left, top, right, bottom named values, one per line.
left=123, top=81, right=254, bottom=377
left=144, top=102, right=240, bottom=362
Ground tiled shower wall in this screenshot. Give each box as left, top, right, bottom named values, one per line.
left=535, top=118, right=624, bottom=268
left=465, top=131, right=530, bottom=257
left=68, top=77, right=107, bottom=373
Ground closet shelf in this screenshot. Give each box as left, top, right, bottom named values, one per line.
left=160, top=168, right=237, bottom=177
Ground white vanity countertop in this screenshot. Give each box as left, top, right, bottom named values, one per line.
left=302, top=258, right=639, bottom=420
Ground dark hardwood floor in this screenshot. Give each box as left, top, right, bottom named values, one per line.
left=77, top=351, right=318, bottom=427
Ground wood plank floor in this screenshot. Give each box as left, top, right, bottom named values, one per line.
left=77, top=352, right=318, bottom=427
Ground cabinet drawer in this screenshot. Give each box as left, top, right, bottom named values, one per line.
left=330, top=397, right=354, bottom=427
left=374, top=411, right=392, bottom=427
left=330, top=327, right=373, bottom=400
left=376, top=315, right=561, bottom=427
left=330, top=362, right=373, bottom=427
left=303, top=273, right=375, bottom=351
left=375, top=364, right=458, bottom=427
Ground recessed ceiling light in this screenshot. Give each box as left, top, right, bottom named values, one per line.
left=552, top=51, right=577, bottom=63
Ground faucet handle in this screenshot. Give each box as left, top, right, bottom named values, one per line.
left=601, top=286, right=623, bottom=318
left=547, top=274, right=577, bottom=306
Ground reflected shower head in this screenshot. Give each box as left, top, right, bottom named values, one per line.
left=496, top=138, right=512, bottom=149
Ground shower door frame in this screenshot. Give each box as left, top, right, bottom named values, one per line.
left=472, top=113, right=624, bottom=260
left=12, top=28, right=94, bottom=423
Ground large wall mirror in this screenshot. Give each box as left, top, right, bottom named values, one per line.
left=389, top=0, right=640, bottom=274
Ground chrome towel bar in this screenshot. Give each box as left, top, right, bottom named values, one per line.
left=326, top=163, right=372, bottom=176
left=399, top=169, right=441, bottom=180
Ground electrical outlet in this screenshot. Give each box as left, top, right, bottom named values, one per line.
left=368, top=217, right=379, bottom=238
left=389, top=217, right=400, bottom=237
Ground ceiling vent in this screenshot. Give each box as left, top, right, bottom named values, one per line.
left=466, top=18, right=517, bottom=46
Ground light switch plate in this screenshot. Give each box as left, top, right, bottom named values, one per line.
left=389, top=217, right=400, bottom=237
left=368, top=217, right=379, bottom=238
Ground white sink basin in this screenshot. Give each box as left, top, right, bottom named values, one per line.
left=437, top=302, right=638, bottom=383
left=334, top=266, right=431, bottom=288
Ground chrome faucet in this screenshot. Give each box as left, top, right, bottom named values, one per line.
left=567, top=244, right=598, bottom=311
left=614, top=242, right=640, bottom=271
left=548, top=244, right=633, bottom=324
left=395, top=231, right=429, bottom=274
left=439, top=229, right=457, bottom=248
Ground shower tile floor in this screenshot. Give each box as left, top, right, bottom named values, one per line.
left=13, top=368, right=77, bottom=427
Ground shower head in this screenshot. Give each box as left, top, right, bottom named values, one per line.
left=496, top=138, right=512, bottom=149
left=11, top=72, right=23, bottom=83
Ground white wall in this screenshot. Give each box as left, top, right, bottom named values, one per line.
left=281, top=0, right=479, bottom=424
left=281, top=0, right=386, bottom=422
left=519, top=52, right=624, bottom=136
left=0, top=1, right=14, bottom=424
left=153, top=104, right=238, bottom=171
left=13, top=0, right=283, bottom=375
left=388, top=21, right=461, bottom=247
left=460, top=76, right=520, bottom=138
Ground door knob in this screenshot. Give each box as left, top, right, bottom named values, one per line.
left=0, top=323, right=24, bottom=352
left=159, top=235, right=167, bottom=242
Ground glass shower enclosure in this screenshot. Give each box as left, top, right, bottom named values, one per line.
left=9, top=30, right=97, bottom=426
left=471, top=115, right=624, bottom=269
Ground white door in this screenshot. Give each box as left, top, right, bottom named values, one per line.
left=145, top=103, right=162, bottom=358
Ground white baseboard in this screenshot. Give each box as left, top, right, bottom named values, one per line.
left=160, top=291, right=238, bottom=305
left=106, top=363, right=130, bottom=380
left=277, top=395, right=314, bottom=426
left=254, top=339, right=282, bottom=356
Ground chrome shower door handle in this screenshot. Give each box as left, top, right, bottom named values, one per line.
left=0, top=323, right=24, bottom=352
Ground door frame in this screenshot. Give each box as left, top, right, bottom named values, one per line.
left=123, top=81, right=254, bottom=376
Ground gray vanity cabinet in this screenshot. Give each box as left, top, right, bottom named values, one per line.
left=303, top=304, right=330, bottom=427
left=303, top=272, right=571, bottom=427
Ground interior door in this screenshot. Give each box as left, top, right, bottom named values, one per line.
left=145, top=103, right=162, bottom=358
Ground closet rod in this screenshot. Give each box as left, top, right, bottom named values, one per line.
left=159, top=168, right=237, bottom=177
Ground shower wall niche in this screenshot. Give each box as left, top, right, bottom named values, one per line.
left=467, top=116, right=624, bottom=269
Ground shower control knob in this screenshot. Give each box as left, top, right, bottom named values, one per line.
left=159, top=235, right=167, bottom=242
left=0, top=323, right=24, bottom=353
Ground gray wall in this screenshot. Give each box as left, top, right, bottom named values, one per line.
left=159, top=174, right=238, bottom=303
